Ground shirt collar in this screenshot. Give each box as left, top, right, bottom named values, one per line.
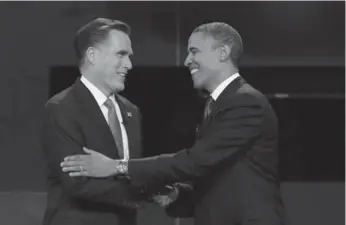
left=210, top=72, right=240, bottom=101
left=80, top=76, right=112, bottom=106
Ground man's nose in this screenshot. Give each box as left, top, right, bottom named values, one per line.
left=124, top=57, right=132, bottom=70
left=184, top=54, right=192, bottom=67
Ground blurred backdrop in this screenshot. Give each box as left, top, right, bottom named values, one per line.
left=0, top=1, right=344, bottom=225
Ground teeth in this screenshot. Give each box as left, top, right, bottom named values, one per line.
left=190, top=69, right=198, bottom=74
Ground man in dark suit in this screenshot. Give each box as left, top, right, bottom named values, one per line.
left=41, top=18, right=151, bottom=225
left=61, top=22, right=286, bottom=225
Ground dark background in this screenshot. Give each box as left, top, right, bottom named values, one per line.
left=0, top=1, right=344, bottom=225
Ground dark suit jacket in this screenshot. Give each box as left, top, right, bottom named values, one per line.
left=128, top=76, right=286, bottom=225
left=41, top=79, right=144, bottom=225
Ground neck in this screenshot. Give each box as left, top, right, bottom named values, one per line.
left=207, top=64, right=238, bottom=93
left=81, top=68, right=112, bottom=97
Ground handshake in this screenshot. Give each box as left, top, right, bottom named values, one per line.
left=148, top=184, right=179, bottom=207
left=60, top=148, right=181, bottom=208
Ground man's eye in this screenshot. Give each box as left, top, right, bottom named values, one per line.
left=117, top=52, right=127, bottom=57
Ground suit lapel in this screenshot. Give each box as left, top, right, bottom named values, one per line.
left=72, top=79, right=120, bottom=158
left=114, top=94, right=141, bottom=158
left=197, top=76, right=245, bottom=137
left=114, top=94, right=130, bottom=127
left=197, top=109, right=216, bottom=138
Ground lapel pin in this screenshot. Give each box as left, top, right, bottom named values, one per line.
left=127, top=112, right=132, bottom=117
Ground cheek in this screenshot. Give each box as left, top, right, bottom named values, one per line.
left=197, top=56, right=210, bottom=69
left=113, top=58, right=122, bottom=68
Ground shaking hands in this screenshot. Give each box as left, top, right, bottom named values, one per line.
left=151, top=185, right=179, bottom=207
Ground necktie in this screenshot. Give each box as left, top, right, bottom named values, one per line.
left=104, top=98, right=124, bottom=159
left=203, top=97, right=215, bottom=121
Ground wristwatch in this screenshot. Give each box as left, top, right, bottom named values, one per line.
left=117, top=159, right=129, bottom=175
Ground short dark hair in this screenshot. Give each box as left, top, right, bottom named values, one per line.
left=74, top=18, right=131, bottom=66
left=193, top=22, right=243, bottom=67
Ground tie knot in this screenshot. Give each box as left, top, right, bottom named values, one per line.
left=206, top=97, right=215, bottom=106
left=104, top=98, right=114, bottom=110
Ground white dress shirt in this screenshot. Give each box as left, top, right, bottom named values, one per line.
left=210, top=72, right=240, bottom=101
left=80, top=76, right=129, bottom=160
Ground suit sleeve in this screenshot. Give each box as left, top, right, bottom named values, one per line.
left=41, top=102, right=145, bottom=207
left=128, top=94, right=264, bottom=188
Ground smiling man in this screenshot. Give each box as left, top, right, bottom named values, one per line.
left=61, top=22, right=286, bottom=225
left=40, top=18, right=151, bottom=225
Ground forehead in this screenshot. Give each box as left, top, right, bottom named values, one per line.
left=101, top=29, right=133, bottom=53
left=187, top=32, right=216, bottom=50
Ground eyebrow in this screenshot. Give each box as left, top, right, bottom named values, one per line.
left=117, top=50, right=133, bottom=56
left=188, top=47, right=199, bottom=52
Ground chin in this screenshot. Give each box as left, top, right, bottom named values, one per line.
left=113, top=83, right=125, bottom=93
left=193, top=81, right=204, bottom=90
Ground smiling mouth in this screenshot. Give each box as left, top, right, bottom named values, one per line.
left=190, top=68, right=198, bottom=74
left=118, top=72, right=127, bottom=78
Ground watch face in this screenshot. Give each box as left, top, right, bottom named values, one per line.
left=119, top=165, right=125, bottom=173
left=118, top=161, right=127, bottom=173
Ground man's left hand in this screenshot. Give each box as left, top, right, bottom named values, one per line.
left=61, top=147, right=120, bottom=177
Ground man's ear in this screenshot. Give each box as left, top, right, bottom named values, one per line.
left=219, top=45, right=231, bottom=62
left=85, top=46, right=97, bottom=65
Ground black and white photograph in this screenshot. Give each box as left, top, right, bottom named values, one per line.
left=0, top=1, right=344, bottom=225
